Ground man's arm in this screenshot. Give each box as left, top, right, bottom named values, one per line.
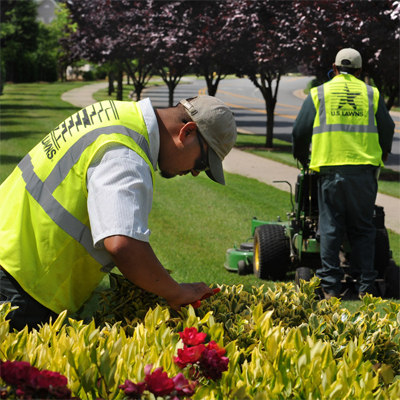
left=292, top=94, right=316, bottom=166
left=104, top=235, right=214, bottom=311
left=375, top=94, right=395, bottom=161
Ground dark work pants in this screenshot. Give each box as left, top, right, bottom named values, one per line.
left=0, top=268, right=59, bottom=331
left=316, top=165, right=378, bottom=295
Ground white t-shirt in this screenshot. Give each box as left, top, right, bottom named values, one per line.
left=86, top=98, right=160, bottom=249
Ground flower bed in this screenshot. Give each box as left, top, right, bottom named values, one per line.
left=1, top=275, right=399, bottom=399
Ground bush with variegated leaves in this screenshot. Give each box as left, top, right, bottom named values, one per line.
left=1, top=275, right=399, bottom=399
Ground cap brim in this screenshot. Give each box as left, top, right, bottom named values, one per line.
left=206, top=147, right=225, bottom=185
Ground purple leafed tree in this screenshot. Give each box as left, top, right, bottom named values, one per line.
left=295, top=0, right=399, bottom=109
left=146, top=1, right=192, bottom=107
left=62, top=0, right=153, bottom=101
left=231, top=1, right=303, bottom=148
left=187, top=1, right=243, bottom=97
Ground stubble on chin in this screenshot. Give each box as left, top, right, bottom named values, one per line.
left=160, top=171, right=175, bottom=179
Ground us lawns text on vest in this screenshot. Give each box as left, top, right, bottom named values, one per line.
left=331, top=110, right=364, bottom=117
left=41, top=101, right=120, bottom=160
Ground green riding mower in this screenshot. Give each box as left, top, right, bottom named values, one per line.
left=224, top=167, right=400, bottom=299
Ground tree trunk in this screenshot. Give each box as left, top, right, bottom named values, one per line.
left=265, top=102, right=274, bottom=148
left=135, top=84, right=143, bottom=102
left=168, top=82, right=176, bottom=107
left=203, top=67, right=223, bottom=96
left=116, top=69, right=123, bottom=101
left=108, top=72, right=114, bottom=96
left=385, top=84, right=399, bottom=111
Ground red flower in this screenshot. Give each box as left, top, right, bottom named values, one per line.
left=179, top=327, right=207, bottom=346
left=0, top=360, right=72, bottom=399
left=206, top=341, right=226, bottom=357
left=172, top=373, right=197, bottom=397
left=0, top=360, right=39, bottom=386
left=145, top=367, right=175, bottom=397
left=199, top=348, right=229, bottom=381
left=174, top=344, right=206, bottom=368
left=32, top=369, right=68, bottom=388
left=119, top=379, right=146, bottom=399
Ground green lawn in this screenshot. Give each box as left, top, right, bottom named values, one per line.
left=0, top=81, right=87, bottom=182
left=1, top=81, right=399, bottom=318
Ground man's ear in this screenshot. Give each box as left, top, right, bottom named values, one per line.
left=179, top=121, right=197, bottom=141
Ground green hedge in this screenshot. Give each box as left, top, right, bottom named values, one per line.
left=1, top=276, right=400, bottom=399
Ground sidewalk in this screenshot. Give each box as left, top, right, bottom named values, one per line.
left=223, top=149, right=400, bottom=234
left=61, top=82, right=400, bottom=234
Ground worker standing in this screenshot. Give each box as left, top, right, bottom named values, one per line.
left=292, top=48, right=395, bottom=299
left=0, top=95, right=237, bottom=330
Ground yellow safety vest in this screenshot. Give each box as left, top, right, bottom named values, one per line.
left=0, top=100, right=155, bottom=314
left=309, top=74, right=381, bottom=171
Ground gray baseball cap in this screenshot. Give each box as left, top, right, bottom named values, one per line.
left=180, top=95, right=237, bottom=185
left=335, top=48, right=362, bottom=69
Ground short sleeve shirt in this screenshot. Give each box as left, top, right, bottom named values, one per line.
left=86, top=98, right=160, bottom=248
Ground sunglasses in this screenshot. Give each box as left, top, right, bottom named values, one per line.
left=182, top=119, right=209, bottom=172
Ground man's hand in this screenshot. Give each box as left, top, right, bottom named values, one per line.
left=164, top=282, right=215, bottom=311
left=104, top=235, right=215, bottom=311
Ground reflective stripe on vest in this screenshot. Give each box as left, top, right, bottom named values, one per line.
left=313, top=83, right=377, bottom=135
left=18, top=124, right=153, bottom=270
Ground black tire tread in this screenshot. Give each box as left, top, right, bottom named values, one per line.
left=384, top=263, right=400, bottom=299
left=254, top=224, right=289, bottom=280
left=374, top=228, right=390, bottom=277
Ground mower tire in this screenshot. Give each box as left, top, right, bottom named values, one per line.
left=374, top=228, right=390, bottom=278
left=253, top=224, right=289, bottom=280
left=238, top=260, right=248, bottom=276
left=384, top=261, right=400, bottom=299
left=295, top=267, right=312, bottom=291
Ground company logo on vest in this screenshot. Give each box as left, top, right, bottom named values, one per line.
left=331, top=83, right=364, bottom=117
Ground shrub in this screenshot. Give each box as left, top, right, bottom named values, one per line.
left=82, top=70, right=95, bottom=82
left=1, top=277, right=400, bottom=399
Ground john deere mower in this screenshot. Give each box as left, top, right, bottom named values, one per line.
left=224, top=166, right=400, bottom=299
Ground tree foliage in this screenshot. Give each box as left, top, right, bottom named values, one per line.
left=0, top=0, right=39, bottom=84
left=228, top=1, right=304, bottom=147
left=188, top=1, right=242, bottom=97
left=147, top=1, right=193, bottom=106
left=295, top=0, right=400, bottom=109
left=63, top=0, right=154, bottom=101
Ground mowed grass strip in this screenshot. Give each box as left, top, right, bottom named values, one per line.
left=1, top=82, right=399, bottom=317
left=0, top=82, right=88, bottom=182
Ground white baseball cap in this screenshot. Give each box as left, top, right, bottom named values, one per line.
left=180, top=95, right=237, bottom=185
left=335, top=48, right=362, bottom=69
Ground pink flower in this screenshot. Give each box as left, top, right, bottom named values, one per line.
left=179, top=327, right=207, bottom=346
left=172, top=373, right=197, bottom=397
left=145, top=367, right=175, bottom=397
left=174, top=344, right=206, bottom=368
left=119, top=379, right=146, bottom=398
left=144, top=364, right=153, bottom=376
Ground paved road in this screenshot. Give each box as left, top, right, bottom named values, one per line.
left=61, top=80, right=400, bottom=234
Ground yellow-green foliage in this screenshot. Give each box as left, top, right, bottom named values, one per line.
left=1, top=277, right=400, bottom=399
